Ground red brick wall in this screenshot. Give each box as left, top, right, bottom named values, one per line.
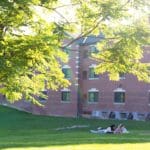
left=32, top=43, right=79, bottom=117
left=0, top=44, right=149, bottom=117
left=79, top=45, right=150, bottom=114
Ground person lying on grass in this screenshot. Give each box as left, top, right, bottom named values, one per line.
left=90, top=124, right=129, bottom=134
left=90, top=124, right=116, bottom=134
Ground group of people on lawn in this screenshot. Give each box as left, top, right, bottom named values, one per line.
left=90, top=124, right=129, bottom=134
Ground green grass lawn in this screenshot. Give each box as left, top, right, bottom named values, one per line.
left=0, top=105, right=150, bottom=150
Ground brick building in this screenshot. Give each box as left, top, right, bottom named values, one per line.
left=0, top=35, right=150, bottom=120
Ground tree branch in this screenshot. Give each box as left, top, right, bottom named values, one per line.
left=52, top=9, right=70, bottom=24
left=62, top=17, right=105, bottom=48
left=38, top=3, right=78, bottom=24
left=52, top=3, right=79, bottom=9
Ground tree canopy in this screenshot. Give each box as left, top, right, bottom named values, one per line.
left=0, top=0, right=150, bottom=105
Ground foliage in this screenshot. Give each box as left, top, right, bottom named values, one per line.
left=0, top=0, right=149, bottom=104
left=94, top=24, right=150, bottom=81
left=0, top=0, right=70, bottom=105
left=72, top=0, right=150, bottom=81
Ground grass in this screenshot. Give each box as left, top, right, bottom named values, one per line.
left=0, top=105, right=150, bottom=150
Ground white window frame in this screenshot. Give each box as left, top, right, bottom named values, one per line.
left=61, top=88, right=71, bottom=103
left=119, top=73, right=126, bottom=80
left=89, top=45, right=99, bottom=54
left=62, top=65, right=71, bottom=79
left=113, top=88, right=126, bottom=104
left=88, top=64, right=99, bottom=80
left=38, top=90, right=48, bottom=103
left=88, top=88, right=99, bottom=103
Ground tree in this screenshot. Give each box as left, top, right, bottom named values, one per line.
left=0, top=0, right=149, bottom=105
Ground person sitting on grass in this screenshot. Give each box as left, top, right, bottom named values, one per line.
left=114, top=124, right=129, bottom=134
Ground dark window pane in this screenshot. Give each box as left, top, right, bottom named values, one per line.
left=89, top=68, right=99, bottom=79
left=89, top=46, right=99, bottom=55
left=61, top=91, right=71, bottom=101
left=114, top=92, right=125, bottom=103
left=38, top=91, right=47, bottom=102
left=119, top=73, right=126, bottom=79
left=83, top=71, right=87, bottom=80
left=62, top=68, right=71, bottom=79
left=88, top=92, right=99, bottom=102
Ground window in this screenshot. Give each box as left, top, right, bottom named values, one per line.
left=119, top=73, right=126, bottom=80
left=62, top=68, right=71, bottom=79
left=120, top=113, right=127, bottom=119
left=89, top=67, right=99, bottom=79
left=89, top=45, right=99, bottom=55
left=61, top=91, right=71, bottom=102
left=88, top=91, right=99, bottom=103
left=82, top=71, right=87, bottom=80
left=138, top=113, right=145, bottom=120
left=114, top=92, right=125, bottom=103
left=83, top=46, right=99, bottom=59
left=63, top=47, right=71, bottom=57
left=38, top=90, right=47, bottom=102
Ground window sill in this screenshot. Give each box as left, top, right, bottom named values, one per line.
left=88, top=102, right=98, bottom=104
left=119, top=77, right=126, bottom=80
left=61, top=101, right=71, bottom=103
left=89, top=78, right=99, bottom=80
left=113, top=103, right=125, bottom=105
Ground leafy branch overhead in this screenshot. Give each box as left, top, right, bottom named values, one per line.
left=0, top=0, right=149, bottom=104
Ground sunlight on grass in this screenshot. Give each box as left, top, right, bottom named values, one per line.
left=0, top=106, right=150, bottom=150
left=2, top=143, right=150, bottom=150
